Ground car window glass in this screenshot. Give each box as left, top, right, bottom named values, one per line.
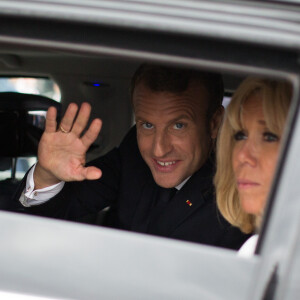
left=0, top=77, right=61, bottom=102
left=0, top=157, right=37, bottom=180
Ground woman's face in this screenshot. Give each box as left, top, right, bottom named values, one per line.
left=232, top=94, right=282, bottom=217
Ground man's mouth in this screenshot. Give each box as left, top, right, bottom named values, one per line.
left=156, top=160, right=176, bottom=166
left=152, top=159, right=179, bottom=172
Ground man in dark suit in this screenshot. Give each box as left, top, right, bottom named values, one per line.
left=16, top=64, right=250, bottom=248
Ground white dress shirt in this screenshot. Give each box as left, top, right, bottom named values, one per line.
left=20, top=164, right=65, bottom=207
left=237, top=234, right=259, bottom=258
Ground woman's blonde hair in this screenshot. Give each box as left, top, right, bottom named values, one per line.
left=214, top=77, right=292, bottom=233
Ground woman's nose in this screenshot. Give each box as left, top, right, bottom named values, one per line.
left=236, top=141, right=258, bottom=167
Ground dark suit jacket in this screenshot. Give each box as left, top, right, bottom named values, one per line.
left=13, top=127, right=250, bottom=249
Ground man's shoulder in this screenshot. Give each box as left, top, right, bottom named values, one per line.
left=119, top=126, right=139, bottom=153
left=86, top=126, right=151, bottom=186
left=118, top=125, right=147, bottom=167
left=88, top=126, right=140, bottom=165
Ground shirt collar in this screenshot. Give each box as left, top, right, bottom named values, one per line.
left=175, top=176, right=191, bottom=190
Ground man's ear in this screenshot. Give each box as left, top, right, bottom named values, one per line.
left=210, top=106, right=224, bottom=139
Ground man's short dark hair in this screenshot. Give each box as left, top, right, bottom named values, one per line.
left=130, top=63, right=224, bottom=119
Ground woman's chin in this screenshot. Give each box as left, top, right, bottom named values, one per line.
left=240, top=196, right=265, bottom=216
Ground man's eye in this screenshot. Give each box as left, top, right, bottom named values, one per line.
left=263, top=132, right=279, bottom=142
left=234, top=131, right=247, bottom=141
left=142, top=122, right=153, bottom=129
left=173, top=123, right=184, bottom=130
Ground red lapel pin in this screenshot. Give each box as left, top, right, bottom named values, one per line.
left=186, top=200, right=192, bottom=207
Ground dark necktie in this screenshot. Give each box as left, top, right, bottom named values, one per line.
left=147, top=187, right=177, bottom=234
left=158, top=187, right=177, bottom=203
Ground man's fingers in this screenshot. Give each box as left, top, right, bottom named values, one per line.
left=81, top=166, right=102, bottom=180
left=72, top=102, right=92, bottom=136
left=45, top=107, right=57, bottom=133
left=59, top=103, right=78, bottom=133
left=81, top=118, right=102, bottom=149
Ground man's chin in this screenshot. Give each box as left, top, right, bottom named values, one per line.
left=152, top=174, right=182, bottom=188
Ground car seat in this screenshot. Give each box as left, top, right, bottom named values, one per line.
left=0, top=92, right=61, bottom=209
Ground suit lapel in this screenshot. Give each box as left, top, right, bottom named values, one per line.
left=130, top=177, right=159, bottom=233
left=152, top=160, right=214, bottom=237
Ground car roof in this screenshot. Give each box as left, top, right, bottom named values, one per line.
left=0, top=0, right=300, bottom=49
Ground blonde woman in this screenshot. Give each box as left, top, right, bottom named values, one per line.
left=214, top=77, right=292, bottom=256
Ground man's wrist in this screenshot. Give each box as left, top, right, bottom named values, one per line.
left=33, top=162, right=61, bottom=189
left=20, top=164, right=65, bottom=207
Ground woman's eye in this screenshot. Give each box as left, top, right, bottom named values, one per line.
left=234, top=131, right=247, bottom=141
left=263, top=132, right=279, bottom=142
left=142, top=122, right=153, bottom=129
left=173, top=123, right=184, bottom=130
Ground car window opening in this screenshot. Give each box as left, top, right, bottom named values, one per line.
left=0, top=58, right=294, bottom=257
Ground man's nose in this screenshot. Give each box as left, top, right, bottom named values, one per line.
left=152, top=131, right=173, bottom=157
left=237, top=141, right=257, bottom=167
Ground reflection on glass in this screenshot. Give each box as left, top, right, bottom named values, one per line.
left=0, top=77, right=61, bottom=102
left=0, top=157, right=37, bottom=180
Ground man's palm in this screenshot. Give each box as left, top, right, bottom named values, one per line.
left=35, top=103, right=102, bottom=186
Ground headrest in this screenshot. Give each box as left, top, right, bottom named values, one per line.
left=0, top=92, right=61, bottom=157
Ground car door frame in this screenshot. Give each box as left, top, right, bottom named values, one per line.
left=0, top=1, right=300, bottom=299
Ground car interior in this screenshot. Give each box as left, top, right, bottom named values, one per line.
left=0, top=47, right=135, bottom=208
left=0, top=91, right=61, bottom=208
left=0, top=44, right=255, bottom=222
left=1, top=43, right=284, bottom=228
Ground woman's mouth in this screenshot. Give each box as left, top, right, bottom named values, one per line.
left=237, top=179, right=260, bottom=189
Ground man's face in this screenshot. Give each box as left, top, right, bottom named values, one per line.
left=133, top=81, right=222, bottom=188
